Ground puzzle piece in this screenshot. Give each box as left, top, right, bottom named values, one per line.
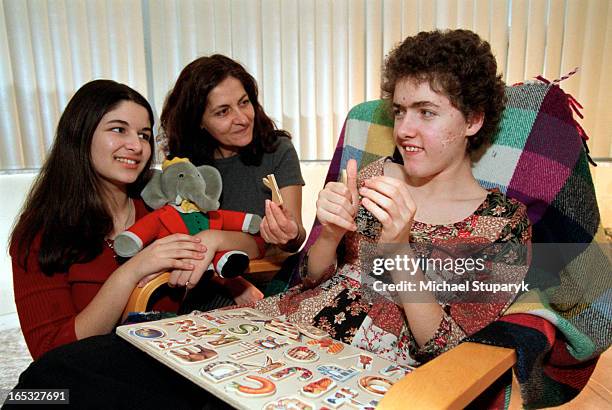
left=253, top=335, right=290, bottom=351
left=228, top=342, right=263, bottom=360
left=227, top=323, right=261, bottom=336
left=285, top=346, right=319, bottom=363
left=301, top=377, right=336, bottom=398
left=263, top=396, right=315, bottom=410
left=357, top=376, right=394, bottom=396
left=243, top=355, right=285, bottom=374
left=264, top=319, right=301, bottom=340
left=316, top=364, right=360, bottom=382
left=226, top=375, right=277, bottom=397
left=379, top=363, right=414, bottom=377
left=307, top=337, right=344, bottom=354
left=214, top=309, right=267, bottom=322
left=197, top=313, right=227, bottom=326
left=269, top=366, right=313, bottom=382
left=129, top=326, right=166, bottom=339
left=163, top=318, right=196, bottom=329
left=348, top=397, right=379, bottom=410
left=200, top=361, right=248, bottom=383
left=322, top=387, right=359, bottom=409
left=148, top=337, right=194, bottom=350
left=204, top=333, right=240, bottom=348
left=356, top=354, right=373, bottom=371
left=189, top=326, right=222, bottom=338
left=169, top=320, right=221, bottom=338
left=168, top=344, right=218, bottom=364
left=296, top=323, right=328, bottom=340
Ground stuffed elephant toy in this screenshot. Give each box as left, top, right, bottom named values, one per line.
left=114, top=157, right=262, bottom=279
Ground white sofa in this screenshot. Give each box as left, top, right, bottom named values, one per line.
left=0, top=172, right=39, bottom=327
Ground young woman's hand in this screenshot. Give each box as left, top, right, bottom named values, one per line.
left=260, top=200, right=299, bottom=245
left=224, top=277, right=264, bottom=305
left=167, top=230, right=219, bottom=289
left=359, top=176, right=416, bottom=244
left=315, top=159, right=359, bottom=240
left=126, top=233, right=206, bottom=285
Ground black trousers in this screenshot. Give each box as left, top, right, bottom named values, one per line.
left=2, top=334, right=234, bottom=410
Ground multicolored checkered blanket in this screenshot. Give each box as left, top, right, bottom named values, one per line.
left=268, top=79, right=610, bottom=408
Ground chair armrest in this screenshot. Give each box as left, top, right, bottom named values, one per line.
left=121, top=252, right=291, bottom=321
left=243, top=251, right=291, bottom=285
left=377, top=342, right=516, bottom=410
left=247, top=251, right=290, bottom=273
left=122, top=272, right=171, bottom=322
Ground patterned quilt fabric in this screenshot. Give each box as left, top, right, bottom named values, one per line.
left=255, top=157, right=531, bottom=367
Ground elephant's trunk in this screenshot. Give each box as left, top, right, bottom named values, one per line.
left=181, top=175, right=220, bottom=212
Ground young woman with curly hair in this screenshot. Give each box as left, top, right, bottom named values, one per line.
left=253, top=29, right=530, bottom=367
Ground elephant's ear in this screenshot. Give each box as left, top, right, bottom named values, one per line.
left=197, top=165, right=223, bottom=203
left=141, top=169, right=169, bottom=209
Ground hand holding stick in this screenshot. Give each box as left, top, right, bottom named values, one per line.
left=262, top=174, right=283, bottom=206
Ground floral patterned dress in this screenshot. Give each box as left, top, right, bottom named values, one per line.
left=253, top=157, right=531, bottom=366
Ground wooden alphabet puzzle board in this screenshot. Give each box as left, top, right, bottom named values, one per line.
left=116, top=308, right=413, bottom=409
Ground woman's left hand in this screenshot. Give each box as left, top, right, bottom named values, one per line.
left=260, top=199, right=299, bottom=245
left=168, top=230, right=219, bottom=289
left=359, top=176, right=416, bottom=244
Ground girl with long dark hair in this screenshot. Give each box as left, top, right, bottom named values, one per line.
left=10, top=80, right=206, bottom=359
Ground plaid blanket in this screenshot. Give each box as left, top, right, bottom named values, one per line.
left=267, top=80, right=611, bottom=408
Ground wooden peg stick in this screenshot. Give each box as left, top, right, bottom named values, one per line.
left=262, top=174, right=284, bottom=206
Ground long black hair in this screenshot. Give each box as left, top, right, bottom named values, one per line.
left=10, top=79, right=155, bottom=275
left=161, top=54, right=289, bottom=166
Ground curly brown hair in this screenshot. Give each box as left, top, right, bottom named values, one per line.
left=161, top=54, right=289, bottom=166
left=381, top=29, right=506, bottom=152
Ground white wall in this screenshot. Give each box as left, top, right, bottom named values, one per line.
left=0, top=162, right=329, bottom=327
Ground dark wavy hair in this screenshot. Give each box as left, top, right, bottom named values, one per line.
left=161, top=54, right=289, bottom=166
left=382, top=29, right=506, bottom=152
left=10, top=79, right=155, bottom=275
